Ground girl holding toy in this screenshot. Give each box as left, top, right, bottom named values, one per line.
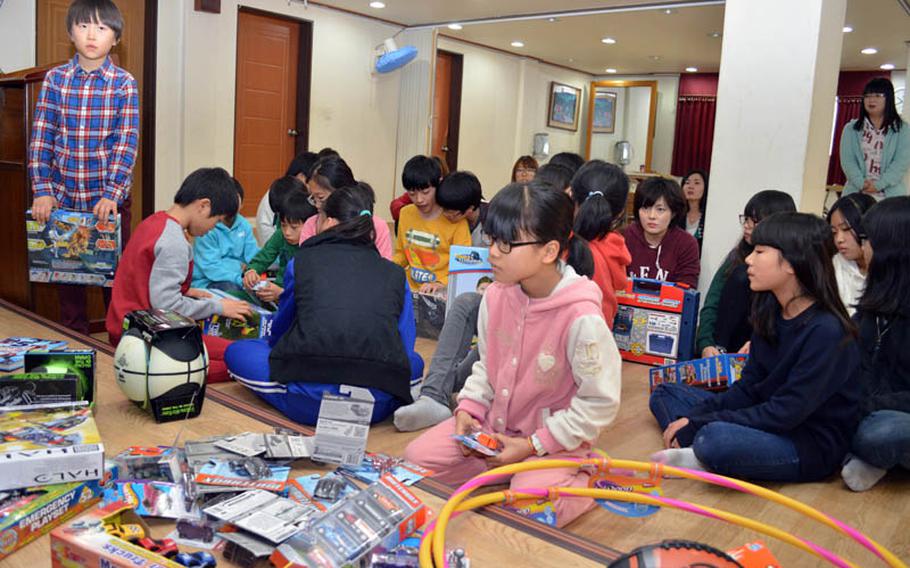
left=225, top=184, right=423, bottom=425
left=842, top=197, right=910, bottom=491
left=651, top=212, right=861, bottom=482
left=405, top=183, right=622, bottom=528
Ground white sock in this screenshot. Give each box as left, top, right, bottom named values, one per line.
left=393, top=396, right=452, bottom=432
left=650, top=448, right=707, bottom=472
left=841, top=457, right=887, bottom=492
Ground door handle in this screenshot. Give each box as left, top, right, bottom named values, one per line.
left=441, top=145, right=449, bottom=152
left=288, top=129, right=299, bottom=137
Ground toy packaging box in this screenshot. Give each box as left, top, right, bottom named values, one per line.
left=26, top=209, right=121, bottom=287
left=199, top=289, right=276, bottom=340
left=0, top=337, right=68, bottom=372
left=0, top=404, right=103, bottom=491
left=412, top=292, right=446, bottom=340
left=0, top=478, right=102, bottom=560
left=612, top=278, right=699, bottom=366
left=51, top=502, right=187, bottom=568
left=726, top=540, right=781, bottom=567
left=0, top=373, right=79, bottom=407
left=446, top=246, right=493, bottom=315
left=24, top=349, right=96, bottom=408
left=649, top=354, right=749, bottom=393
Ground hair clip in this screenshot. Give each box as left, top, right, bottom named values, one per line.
left=586, top=191, right=604, bottom=200
left=359, top=210, right=372, bottom=216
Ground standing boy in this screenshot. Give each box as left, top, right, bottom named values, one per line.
left=28, top=0, right=140, bottom=335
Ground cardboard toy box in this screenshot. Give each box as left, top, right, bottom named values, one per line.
left=0, top=479, right=103, bottom=560
left=24, top=349, right=97, bottom=408
left=26, top=209, right=121, bottom=287
left=0, top=373, right=79, bottom=407
left=612, top=278, right=699, bottom=366
left=446, top=246, right=493, bottom=314
left=0, top=404, right=103, bottom=491
left=51, top=502, right=186, bottom=568
left=0, top=337, right=68, bottom=372
left=649, top=354, right=749, bottom=393
left=200, top=289, right=276, bottom=340
left=726, top=540, right=781, bottom=568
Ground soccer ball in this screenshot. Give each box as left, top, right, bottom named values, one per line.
left=113, top=328, right=209, bottom=408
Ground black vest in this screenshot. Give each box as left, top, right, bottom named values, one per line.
left=269, top=232, right=413, bottom=402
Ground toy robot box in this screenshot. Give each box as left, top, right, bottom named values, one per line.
left=0, top=404, right=103, bottom=491
left=649, top=354, right=749, bottom=393
left=612, top=278, right=699, bottom=366
left=26, top=209, right=121, bottom=287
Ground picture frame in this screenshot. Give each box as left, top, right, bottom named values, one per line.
left=547, top=82, right=581, bottom=131
left=592, top=90, right=618, bottom=133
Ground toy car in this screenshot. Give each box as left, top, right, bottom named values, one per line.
left=454, top=431, right=503, bottom=457
left=137, top=537, right=179, bottom=558
left=103, top=522, right=145, bottom=541
left=176, top=518, right=216, bottom=543
left=313, top=475, right=348, bottom=502
left=174, top=551, right=217, bottom=567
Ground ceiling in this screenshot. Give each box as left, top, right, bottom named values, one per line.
left=313, top=0, right=909, bottom=75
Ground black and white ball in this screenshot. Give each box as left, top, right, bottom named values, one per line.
left=114, top=328, right=208, bottom=408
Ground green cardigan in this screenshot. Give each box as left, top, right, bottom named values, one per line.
left=695, top=258, right=732, bottom=354
left=839, top=118, right=910, bottom=198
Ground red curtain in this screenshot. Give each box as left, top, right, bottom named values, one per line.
left=826, top=96, right=863, bottom=186
left=671, top=95, right=717, bottom=176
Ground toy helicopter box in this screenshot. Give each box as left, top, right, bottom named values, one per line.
left=0, top=478, right=103, bottom=560
left=612, top=278, right=699, bottom=366
left=24, top=349, right=97, bottom=408
left=0, top=404, right=103, bottom=491
left=649, top=354, right=749, bottom=393
left=446, top=245, right=493, bottom=315
left=51, top=502, right=186, bottom=568
left=26, top=209, right=121, bottom=287
left=200, top=289, right=276, bottom=340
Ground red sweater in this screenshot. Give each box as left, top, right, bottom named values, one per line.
left=589, top=232, right=632, bottom=327
left=622, top=222, right=700, bottom=288
left=389, top=193, right=412, bottom=221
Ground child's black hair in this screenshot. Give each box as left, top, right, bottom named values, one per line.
left=570, top=160, right=630, bottom=240
left=725, top=190, right=796, bottom=271
left=633, top=177, right=686, bottom=228
left=268, top=176, right=308, bottom=218
left=853, top=78, right=904, bottom=134
left=402, top=155, right=442, bottom=190
left=858, top=197, right=910, bottom=317
left=483, top=181, right=593, bottom=278
left=308, top=156, right=356, bottom=192
left=281, top=191, right=317, bottom=224
left=322, top=184, right=377, bottom=248
left=750, top=212, right=855, bottom=343
left=174, top=167, right=239, bottom=218
left=317, top=147, right=340, bottom=159
left=826, top=193, right=876, bottom=243
left=436, top=171, right=483, bottom=213
left=476, top=276, right=493, bottom=287
left=67, top=0, right=123, bottom=40
left=535, top=163, right=574, bottom=192
left=548, top=152, right=585, bottom=175
left=285, top=152, right=319, bottom=178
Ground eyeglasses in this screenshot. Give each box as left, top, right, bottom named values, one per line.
left=307, top=193, right=328, bottom=207
left=863, top=93, right=885, bottom=100
left=738, top=215, right=757, bottom=227
left=482, top=235, right=546, bottom=254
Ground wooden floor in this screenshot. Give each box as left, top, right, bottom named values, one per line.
left=3, top=303, right=909, bottom=567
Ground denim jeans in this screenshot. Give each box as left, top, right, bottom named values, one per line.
left=650, top=383, right=802, bottom=481
left=851, top=410, right=910, bottom=471
left=419, top=292, right=482, bottom=406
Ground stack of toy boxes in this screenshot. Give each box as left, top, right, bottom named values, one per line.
left=649, top=354, right=749, bottom=393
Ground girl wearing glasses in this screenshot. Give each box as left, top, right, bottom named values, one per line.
left=839, top=77, right=910, bottom=200
left=405, top=182, right=621, bottom=527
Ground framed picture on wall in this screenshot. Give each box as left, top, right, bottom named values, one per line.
left=547, top=82, right=581, bottom=131
left=592, top=90, right=617, bottom=133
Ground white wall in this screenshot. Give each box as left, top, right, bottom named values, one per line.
left=592, top=74, right=680, bottom=176
left=0, top=0, right=36, bottom=73
left=155, top=1, right=405, bottom=214
left=437, top=36, right=591, bottom=197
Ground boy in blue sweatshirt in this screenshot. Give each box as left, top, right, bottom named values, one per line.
left=192, top=179, right=259, bottom=292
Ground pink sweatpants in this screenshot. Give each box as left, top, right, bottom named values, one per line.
left=404, top=417, right=596, bottom=528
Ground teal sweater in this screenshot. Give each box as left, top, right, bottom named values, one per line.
left=839, top=118, right=910, bottom=198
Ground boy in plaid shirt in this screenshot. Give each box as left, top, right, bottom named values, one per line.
left=28, top=0, right=139, bottom=334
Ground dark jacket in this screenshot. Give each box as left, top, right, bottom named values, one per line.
left=622, top=222, right=700, bottom=288
left=856, top=312, right=910, bottom=415
left=713, top=264, right=753, bottom=353
left=269, top=232, right=413, bottom=402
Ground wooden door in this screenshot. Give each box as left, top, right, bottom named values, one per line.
left=234, top=10, right=299, bottom=218
left=432, top=50, right=463, bottom=173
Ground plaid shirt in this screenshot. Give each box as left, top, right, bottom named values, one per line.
left=28, top=55, right=139, bottom=211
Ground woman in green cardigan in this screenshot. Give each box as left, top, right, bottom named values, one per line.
left=839, top=78, right=910, bottom=200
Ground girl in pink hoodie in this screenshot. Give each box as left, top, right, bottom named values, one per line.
left=405, top=183, right=622, bottom=528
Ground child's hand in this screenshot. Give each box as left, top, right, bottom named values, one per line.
left=242, top=269, right=259, bottom=289
left=418, top=282, right=446, bottom=296
left=186, top=288, right=212, bottom=299
left=256, top=283, right=282, bottom=303
left=737, top=341, right=751, bottom=354
left=454, top=411, right=481, bottom=456
left=221, top=299, right=253, bottom=322
left=31, top=196, right=57, bottom=224
left=701, top=346, right=721, bottom=358
left=662, top=418, right=690, bottom=449
left=485, top=434, right=534, bottom=466
left=93, top=197, right=118, bottom=222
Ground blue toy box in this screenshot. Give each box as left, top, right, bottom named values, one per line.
left=649, top=354, right=749, bottom=392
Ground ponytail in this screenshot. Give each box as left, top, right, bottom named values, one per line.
left=321, top=183, right=377, bottom=248
left=574, top=190, right=615, bottom=241
left=567, top=233, right=594, bottom=278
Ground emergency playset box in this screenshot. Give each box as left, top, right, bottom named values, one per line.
left=200, top=289, right=276, bottom=340
left=26, top=209, right=121, bottom=287
left=612, top=278, right=699, bottom=365
left=649, top=354, right=749, bottom=393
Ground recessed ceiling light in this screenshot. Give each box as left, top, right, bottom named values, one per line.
left=861, top=47, right=878, bottom=55
left=511, top=41, right=525, bottom=48
left=649, top=55, right=661, bottom=61
left=880, top=63, right=896, bottom=70
left=842, top=26, right=853, bottom=33
left=568, top=58, right=575, bottom=62
left=663, top=8, right=676, bottom=14
left=685, top=67, right=698, bottom=72
left=708, top=32, right=722, bottom=38
left=547, top=17, right=559, bottom=23
left=605, top=68, right=618, bottom=74
left=601, top=37, right=617, bottom=44
left=369, top=1, right=385, bottom=8
left=447, top=23, right=463, bottom=30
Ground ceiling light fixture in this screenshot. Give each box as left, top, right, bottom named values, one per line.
left=649, top=55, right=661, bottom=61
left=547, top=17, right=558, bottom=23
left=880, top=63, right=895, bottom=70
left=842, top=26, right=853, bottom=33
left=369, top=1, right=385, bottom=8
left=511, top=41, right=525, bottom=48
left=708, top=31, right=722, bottom=38
left=861, top=47, right=878, bottom=55
left=447, top=23, right=463, bottom=30
left=685, top=66, right=698, bottom=72
left=605, top=68, right=618, bottom=74
left=663, top=8, right=676, bottom=14
left=601, top=37, right=617, bottom=44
